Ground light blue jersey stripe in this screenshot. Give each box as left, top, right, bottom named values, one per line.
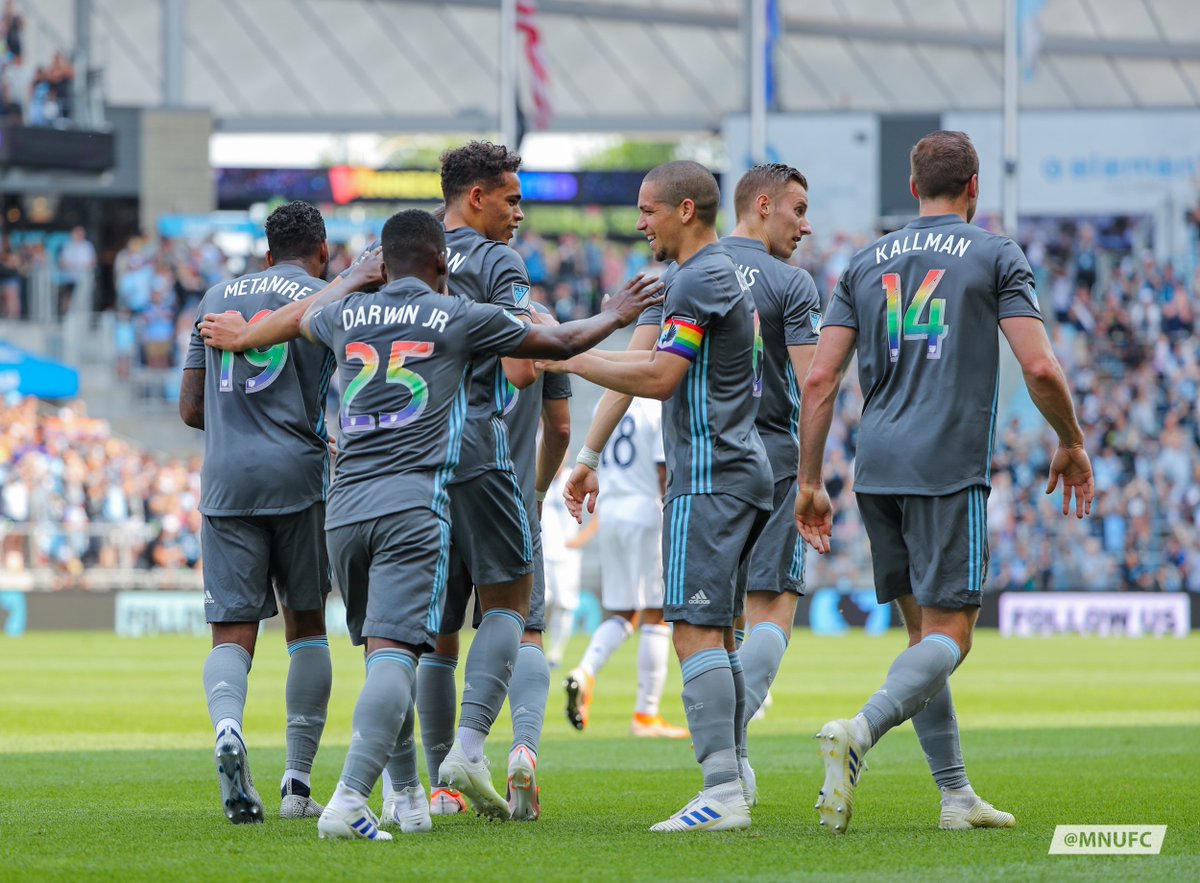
left=785, top=360, right=800, bottom=444
left=985, top=377, right=1000, bottom=483
left=427, top=518, right=451, bottom=632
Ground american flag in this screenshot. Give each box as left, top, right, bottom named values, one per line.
left=516, top=0, right=553, bottom=130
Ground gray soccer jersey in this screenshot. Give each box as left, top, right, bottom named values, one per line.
left=443, top=225, right=532, bottom=485
left=306, top=276, right=531, bottom=529
left=502, top=301, right=572, bottom=522
left=653, top=242, right=772, bottom=509
left=185, top=263, right=335, bottom=517
left=822, top=214, right=1042, bottom=495
left=720, top=236, right=821, bottom=482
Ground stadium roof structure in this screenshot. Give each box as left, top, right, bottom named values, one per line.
left=23, top=0, right=1200, bottom=134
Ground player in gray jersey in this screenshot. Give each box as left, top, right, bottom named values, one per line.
left=796, top=131, right=1094, bottom=834
left=547, top=161, right=771, bottom=833
left=199, top=209, right=662, bottom=840
left=180, top=201, right=336, bottom=826
left=718, top=163, right=821, bottom=807
left=417, top=299, right=571, bottom=822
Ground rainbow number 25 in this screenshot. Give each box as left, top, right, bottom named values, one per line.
left=219, top=310, right=288, bottom=393
left=341, top=340, right=434, bottom=433
left=882, top=269, right=949, bottom=362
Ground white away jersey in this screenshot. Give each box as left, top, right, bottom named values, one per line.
left=598, top=397, right=665, bottom=526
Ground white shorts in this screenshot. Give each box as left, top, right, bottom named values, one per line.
left=597, top=515, right=663, bottom=611
left=543, top=551, right=582, bottom=612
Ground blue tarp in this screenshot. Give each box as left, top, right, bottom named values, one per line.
left=0, top=341, right=80, bottom=399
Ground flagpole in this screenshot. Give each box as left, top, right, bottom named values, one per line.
left=1002, top=0, right=1019, bottom=236
left=749, top=0, right=767, bottom=164
left=500, top=0, right=518, bottom=149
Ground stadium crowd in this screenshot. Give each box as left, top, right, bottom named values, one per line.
left=0, top=1, right=76, bottom=127
left=0, top=216, right=1197, bottom=593
left=0, top=395, right=202, bottom=579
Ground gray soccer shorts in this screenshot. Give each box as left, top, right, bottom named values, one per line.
left=447, top=468, right=534, bottom=586
left=662, top=493, right=770, bottom=627
left=746, top=478, right=806, bottom=596
left=325, top=508, right=451, bottom=649
left=201, top=503, right=329, bottom=624
left=438, top=520, right=543, bottom=635
left=856, top=485, right=989, bottom=610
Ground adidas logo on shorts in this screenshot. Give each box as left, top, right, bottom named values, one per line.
left=688, top=590, right=711, bottom=606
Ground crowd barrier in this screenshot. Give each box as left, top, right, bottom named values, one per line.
left=1, top=587, right=1193, bottom=639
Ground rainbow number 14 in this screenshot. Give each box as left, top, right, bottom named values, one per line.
left=882, top=269, right=948, bottom=362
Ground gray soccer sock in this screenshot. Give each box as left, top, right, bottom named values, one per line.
left=729, top=650, right=746, bottom=759
left=203, top=642, right=252, bottom=732
left=738, top=622, right=789, bottom=753
left=458, top=608, right=524, bottom=735
left=912, top=683, right=970, bottom=791
left=680, top=648, right=740, bottom=790
left=860, top=634, right=961, bottom=746
left=340, top=649, right=417, bottom=797
left=510, top=642, right=550, bottom=756
left=284, top=636, right=331, bottom=775
left=385, top=678, right=421, bottom=790
left=416, top=653, right=458, bottom=786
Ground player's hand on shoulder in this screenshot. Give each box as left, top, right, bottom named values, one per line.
left=604, top=273, right=664, bottom=326
left=563, top=462, right=600, bottom=523
left=345, top=246, right=385, bottom=290
left=794, top=483, right=834, bottom=554
left=1046, top=444, right=1094, bottom=519
left=198, top=310, right=249, bottom=352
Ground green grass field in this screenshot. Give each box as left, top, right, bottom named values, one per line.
left=2, top=630, right=1197, bottom=881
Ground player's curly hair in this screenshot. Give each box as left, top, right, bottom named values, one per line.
left=440, top=141, right=522, bottom=205
left=264, top=200, right=326, bottom=260
left=734, top=163, right=809, bottom=219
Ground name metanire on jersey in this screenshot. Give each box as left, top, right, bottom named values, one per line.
left=222, top=274, right=316, bottom=301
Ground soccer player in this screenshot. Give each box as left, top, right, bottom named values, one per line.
left=795, top=130, right=1094, bottom=834
left=199, top=209, right=661, bottom=839
left=180, top=201, right=336, bottom=824
left=546, top=161, right=772, bottom=833
left=412, top=141, right=550, bottom=820
left=563, top=395, right=688, bottom=739
left=720, top=163, right=821, bottom=805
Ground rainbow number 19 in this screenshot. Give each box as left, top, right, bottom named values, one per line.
left=341, top=340, right=434, bottom=433
left=218, top=310, right=289, bottom=393
left=882, top=269, right=948, bottom=362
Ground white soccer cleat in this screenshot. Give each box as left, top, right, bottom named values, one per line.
left=214, top=728, right=263, bottom=825
left=814, top=719, right=867, bottom=835
left=381, top=784, right=432, bottom=834
left=506, top=745, right=541, bottom=821
left=317, top=783, right=392, bottom=841
left=429, top=786, right=468, bottom=815
left=739, top=757, right=758, bottom=808
left=438, top=743, right=511, bottom=821
left=939, top=789, right=1016, bottom=831
left=280, top=778, right=323, bottom=819
left=649, top=786, right=751, bottom=833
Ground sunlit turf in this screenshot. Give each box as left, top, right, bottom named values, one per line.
left=1, top=630, right=1197, bottom=881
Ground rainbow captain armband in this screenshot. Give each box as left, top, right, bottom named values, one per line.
left=656, top=316, right=704, bottom=361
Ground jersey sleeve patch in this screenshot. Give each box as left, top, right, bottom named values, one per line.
left=656, top=316, right=704, bottom=361
left=512, top=283, right=532, bottom=309
left=1024, top=284, right=1040, bottom=312
left=809, top=310, right=823, bottom=334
